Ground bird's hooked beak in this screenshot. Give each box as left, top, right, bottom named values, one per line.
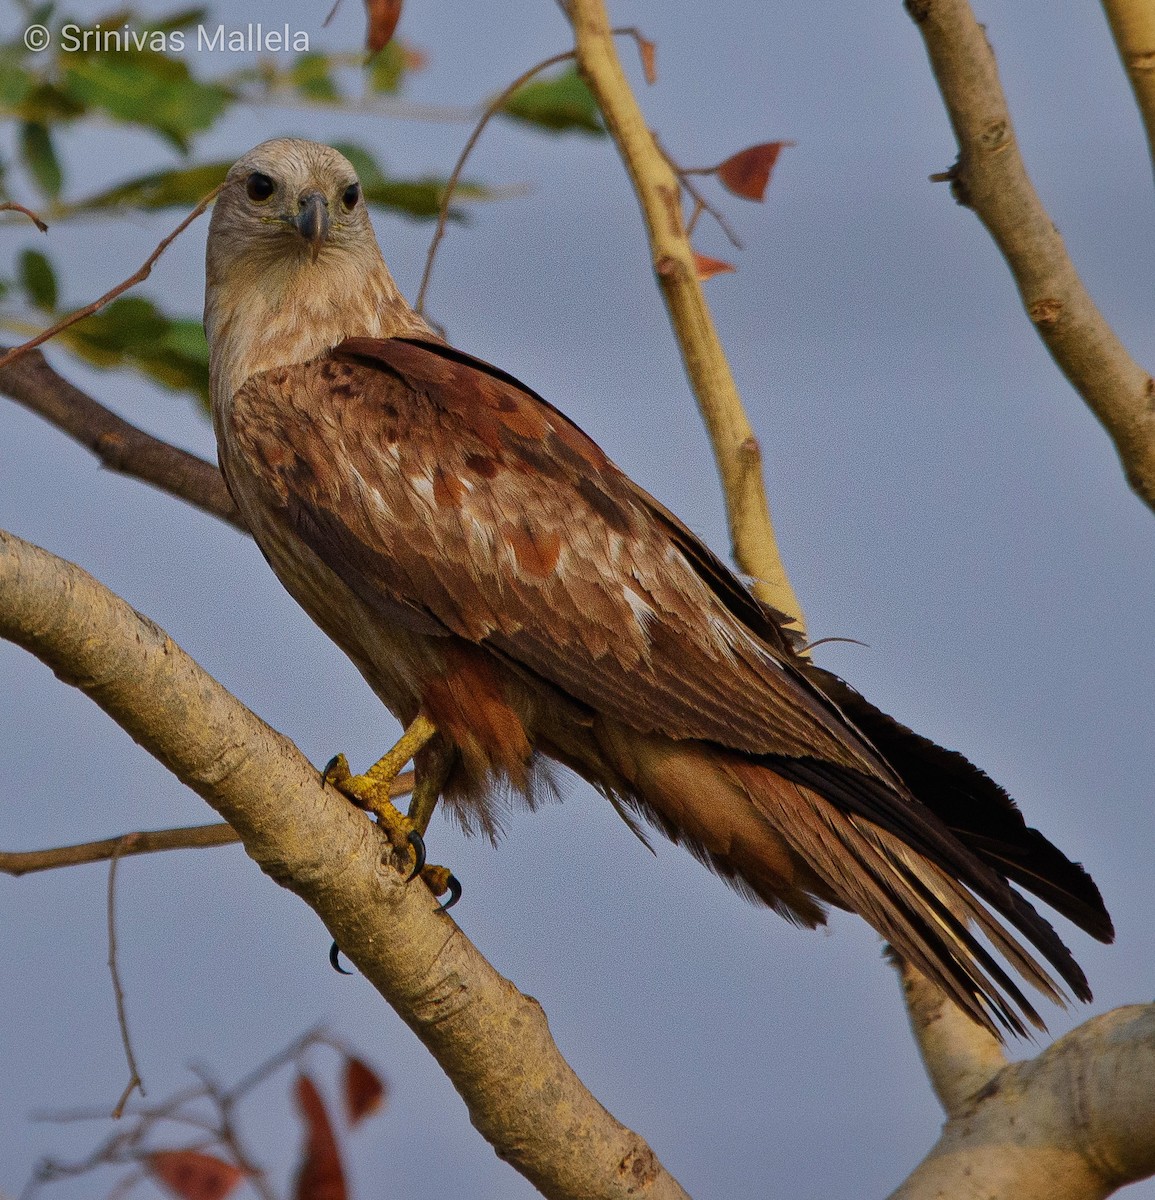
left=294, top=190, right=330, bottom=261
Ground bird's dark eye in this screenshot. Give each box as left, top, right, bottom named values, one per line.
left=246, top=172, right=275, bottom=202
left=340, top=182, right=361, bottom=212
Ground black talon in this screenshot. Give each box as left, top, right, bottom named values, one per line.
left=329, top=940, right=352, bottom=975
left=405, top=829, right=426, bottom=881
left=321, top=754, right=343, bottom=786
left=436, top=873, right=462, bottom=913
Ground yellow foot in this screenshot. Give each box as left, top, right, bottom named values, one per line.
left=322, top=751, right=425, bottom=879
left=321, top=715, right=460, bottom=910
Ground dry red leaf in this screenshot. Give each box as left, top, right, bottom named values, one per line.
left=293, top=1075, right=348, bottom=1200
left=692, top=252, right=736, bottom=281
left=148, top=1150, right=243, bottom=1200
left=715, top=141, right=794, bottom=202
left=364, top=0, right=402, bottom=53
left=639, top=38, right=657, bottom=85
left=343, top=1056, right=388, bottom=1126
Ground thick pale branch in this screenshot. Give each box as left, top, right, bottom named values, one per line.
left=896, top=958, right=1006, bottom=1117
left=1101, top=0, right=1155, bottom=181
left=0, top=349, right=243, bottom=530
left=890, top=1005, right=1155, bottom=1200
left=0, top=529, right=690, bottom=1200
left=567, top=0, right=806, bottom=632
left=907, top=0, right=1155, bottom=512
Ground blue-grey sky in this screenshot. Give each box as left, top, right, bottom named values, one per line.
left=2, top=1, right=1153, bottom=1197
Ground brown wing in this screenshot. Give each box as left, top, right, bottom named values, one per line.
left=227, top=335, right=899, bottom=787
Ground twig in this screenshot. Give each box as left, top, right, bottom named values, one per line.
left=416, top=50, right=576, bottom=313
left=0, top=202, right=48, bottom=233
left=0, top=349, right=244, bottom=531
left=1101, top=0, right=1155, bottom=182
left=107, top=838, right=145, bottom=1118
left=0, top=770, right=416, bottom=877
left=567, top=0, right=807, bottom=630
left=416, top=27, right=658, bottom=314
left=0, top=186, right=221, bottom=372
left=906, top=0, right=1155, bottom=513
left=657, top=136, right=744, bottom=251
left=0, top=823, right=238, bottom=877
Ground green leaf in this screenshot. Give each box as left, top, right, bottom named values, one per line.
left=57, top=296, right=209, bottom=403
left=17, top=247, right=56, bottom=310
left=0, top=49, right=36, bottom=108
left=366, top=40, right=407, bottom=94
left=68, top=160, right=230, bottom=211
left=328, top=142, right=388, bottom=190
left=499, top=66, right=603, bottom=136
left=289, top=53, right=339, bottom=102
left=62, top=53, right=231, bottom=152
left=18, top=120, right=62, bottom=197
left=362, top=177, right=489, bottom=222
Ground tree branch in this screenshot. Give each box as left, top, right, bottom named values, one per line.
left=895, top=957, right=1006, bottom=1117
left=1101, top=0, right=1155, bottom=182
left=890, top=1005, right=1155, bottom=1199
left=0, top=769, right=413, bottom=876
left=0, top=349, right=244, bottom=531
left=0, top=528, right=691, bottom=1200
left=906, top=0, right=1155, bottom=513
left=566, top=0, right=807, bottom=632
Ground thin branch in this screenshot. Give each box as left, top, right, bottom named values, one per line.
left=0, top=772, right=415, bottom=876
left=0, top=186, right=221, bottom=373
left=416, top=50, right=576, bottom=314
left=906, top=0, right=1155, bottom=514
left=107, top=838, right=146, bottom=1118
left=0, top=349, right=244, bottom=531
left=0, top=824, right=240, bottom=877
left=0, top=528, right=691, bottom=1200
left=567, top=0, right=807, bottom=631
left=1101, top=0, right=1155, bottom=183
left=0, top=202, right=48, bottom=233
left=416, top=27, right=659, bottom=315
left=656, top=137, right=744, bottom=251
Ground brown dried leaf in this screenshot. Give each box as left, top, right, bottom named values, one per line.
left=639, top=38, right=657, bottom=85
left=148, top=1151, right=243, bottom=1200
left=692, top=252, right=736, bottom=281
left=343, top=1056, right=388, bottom=1126
left=716, top=141, right=793, bottom=202
left=364, top=0, right=402, bottom=53
left=293, top=1075, right=347, bottom=1200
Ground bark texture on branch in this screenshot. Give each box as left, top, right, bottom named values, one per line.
left=907, top=0, right=1155, bottom=513
left=0, top=529, right=691, bottom=1200
left=567, top=0, right=806, bottom=632
left=889, top=1004, right=1155, bottom=1200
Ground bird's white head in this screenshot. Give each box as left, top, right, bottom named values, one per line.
left=204, top=138, right=428, bottom=403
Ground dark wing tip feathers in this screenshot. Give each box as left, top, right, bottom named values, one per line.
left=805, top=666, right=1114, bottom=945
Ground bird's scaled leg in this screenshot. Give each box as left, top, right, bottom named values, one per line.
left=409, top=741, right=462, bottom=912
left=323, top=715, right=438, bottom=880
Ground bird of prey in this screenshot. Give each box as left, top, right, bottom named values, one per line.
left=205, top=138, right=1112, bottom=1038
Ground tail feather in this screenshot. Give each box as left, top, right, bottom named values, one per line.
left=728, top=760, right=1070, bottom=1036
left=592, top=718, right=1099, bottom=1039
left=805, top=665, right=1114, bottom=944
